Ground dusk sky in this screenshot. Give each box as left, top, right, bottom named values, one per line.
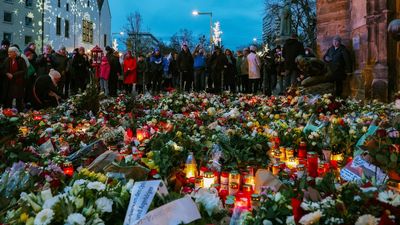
left=109, top=0, right=265, bottom=50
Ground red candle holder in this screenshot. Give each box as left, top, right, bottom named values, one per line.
left=298, top=141, right=307, bottom=159
left=62, top=162, right=74, bottom=177
left=307, top=152, right=318, bottom=178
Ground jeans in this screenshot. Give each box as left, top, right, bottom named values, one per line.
left=285, top=69, right=299, bottom=88
left=194, top=68, right=206, bottom=91
left=100, top=78, right=109, bottom=96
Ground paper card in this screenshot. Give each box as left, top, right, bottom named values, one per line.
left=340, top=155, right=387, bottom=185
left=303, top=114, right=326, bottom=133
left=38, top=139, right=54, bottom=156
left=123, top=180, right=168, bottom=225
left=134, top=196, right=201, bottom=225
left=254, top=169, right=282, bottom=194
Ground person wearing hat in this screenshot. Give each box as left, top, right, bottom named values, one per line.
left=323, top=35, right=352, bottom=97
left=2, top=46, right=27, bottom=111
left=33, top=69, right=62, bottom=109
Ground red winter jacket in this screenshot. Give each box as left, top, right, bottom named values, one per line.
left=123, top=56, right=137, bottom=84
left=99, top=57, right=110, bottom=80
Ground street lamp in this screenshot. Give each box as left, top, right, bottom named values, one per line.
left=192, top=10, right=213, bottom=50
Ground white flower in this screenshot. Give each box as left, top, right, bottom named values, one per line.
left=263, top=219, right=273, bottom=225
left=74, top=179, right=88, bottom=186
left=274, top=192, right=283, bottom=202
left=87, top=181, right=106, bottom=191
left=66, top=213, right=86, bottom=225
left=95, top=197, right=113, bottom=213
left=192, top=188, right=222, bottom=216
left=378, top=190, right=400, bottom=206
left=355, top=214, right=378, bottom=225
left=43, top=196, right=61, bottom=209
left=34, top=208, right=54, bottom=225
left=40, top=189, right=53, bottom=202
left=353, top=195, right=362, bottom=202
left=299, top=210, right=322, bottom=225
left=300, top=201, right=320, bottom=211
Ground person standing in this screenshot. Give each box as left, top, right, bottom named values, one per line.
left=136, top=54, right=147, bottom=94
left=282, top=33, right=304, bottom=88
left=106, top=47, right=121, bottom=96
left=99, top=56, right=110, bottom=96
left=71, top=47, right=90, bottom=93
left=177, top=44, right=194, bottom=92
left=0, top=40, right=10, bottom=104
left=224, top=49, right=236, bottom=92
left=24, top=42, right=38, bottom=70
left=149, top=49, right=163, bottom=93
left=2, top=47, right=27, bottom=111
left=247, top=45, right=261, bottom=94
left=36, top=44, right=56, bottom=76
left=122, top=51, right=137, bottom=94
left=240, top=48, right=250, bottom=93
left=323, top=35, right=352, bottom=97
left=193, top=47, right=206, bottom=91
left=53, top=46, right=68, bottom=97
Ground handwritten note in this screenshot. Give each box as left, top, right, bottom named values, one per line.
left=124, top=180, right=164, bottom=225
left=340, top=155, right=387, bottom=185
left=135, top=196, right=201, bottom=225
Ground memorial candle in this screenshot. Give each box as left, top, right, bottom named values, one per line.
left=307, top=152, right=318, bottom=178
left=298, top=141, right=307, bottom=158
left=203, top=172, right=215, bottom=188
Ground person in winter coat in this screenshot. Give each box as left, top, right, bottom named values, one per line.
left=323, top=35, right=352, bottom=97
left=24, top=42, right=38, bottom=70
left=224, top=49, right=237, bottom=92
left=106, top=46, right=122, bottom=96
left=247, top=45, right=261, bottom=94
left=53, top=46, right=68, bottom=97
left=149, top=49, right=163, bottom=93
left=136, top=54, right=148, bottom=94
left=2, top=46, right=27, bottom=111
left=210, top=46, right=228, bottom=93
left=36, top=44, right=56, bottom=76
left=99, top=56, right=110, bottom=96
left=33, top=69, right=62, bottom=109
left=122, top=51, right=137, bottom=94
left=240, top=48, right=250, bottom=93
left=177, top=44, right=194, bottom=92
left=282, top=33, right=304, bottom=88
left=162, top=53, right=173, bottom=90
left=71, top=47, right=90, bottom=93
left=193, top=47, right=206, bottom=91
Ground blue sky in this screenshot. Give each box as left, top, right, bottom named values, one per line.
left=109, top=0, right=264, bottom=50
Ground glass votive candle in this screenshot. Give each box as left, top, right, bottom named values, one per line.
left=307, top=152, right=318, bottom=178
left=272, top=163, right=280, bottom=176
left=296, top=164, right=305, bottom=178
left=229, top=182, right=239, bottom=196
left=203, top=172, right=215, bottom=188
left=286, top=147, right=294, bottom=159
left=229, top=170, right=240, bottom=185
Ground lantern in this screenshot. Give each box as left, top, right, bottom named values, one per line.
left=91, top=45, right=104, bottom=65
left=307, top=152, right=318, bottom=178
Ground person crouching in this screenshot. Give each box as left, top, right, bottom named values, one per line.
left=33, top=69, right=62, bottom=109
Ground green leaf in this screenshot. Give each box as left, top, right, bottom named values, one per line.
left=390, top=153, right=398, bottom=162
left=376, top=154, right=388, bottom=165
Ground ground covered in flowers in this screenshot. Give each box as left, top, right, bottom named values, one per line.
left=0, top=90, right=400, bottom=225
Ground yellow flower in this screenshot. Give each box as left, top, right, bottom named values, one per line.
left=26, top=217, right=34, bottom=225
left=20, top=213, right=29, bottom=222
left=274, top=114, right=280, bottom=120
left=97, top=174, right=107, bottom=183
left=146, top=151, right=154, bottom=158
left=176, top=131, right=183, bottom=138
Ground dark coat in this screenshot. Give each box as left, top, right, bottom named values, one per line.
left=177, top=50, right=194, bottom=72
left=2, top=56, right=27, bottom=99
left=36, top=53, right=57, bottom=76
left=323, top=44, right=352, bottom=80
left=136, top=59, right=148, bottom=85
left=33, top=75, right=59, bottom=108
left=282, top=38, right=304, bottom=70
left=53, top=52, right=68, bottom=76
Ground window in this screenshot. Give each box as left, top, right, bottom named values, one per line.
left=66, top=3, right=69, bottom=11
left=25, top=0, right=33, bottom=7
left=65, top=20, right=69, bottom=38
left=82, top=19, right=93, bottom=43
left=25, top=16, right=33, bottom=26
left=87, top=0, right=89, bottom=7
left=3, top=33, right=12, bottom=42
left=103, top=34, right=107, bottom=47
left=24, top=35, right=32, bottom=45
left=56, top=17, right=61, bottom=35
left=57, top=0, right=60, bottom=7
left=3, top=11, right=12, bottom=23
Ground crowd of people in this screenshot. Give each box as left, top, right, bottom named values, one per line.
left=0, top=33, right=352, bottom=111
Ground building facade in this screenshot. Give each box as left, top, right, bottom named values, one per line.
left=317, top=0, right=399, bottom=102
left=0, top=0, right=111, bottom=53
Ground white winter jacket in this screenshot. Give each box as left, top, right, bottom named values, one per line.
left=247, top=52, right=261, bottom=79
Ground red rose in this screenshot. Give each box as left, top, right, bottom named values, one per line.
left=376, top=129, right=387, bottom=138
